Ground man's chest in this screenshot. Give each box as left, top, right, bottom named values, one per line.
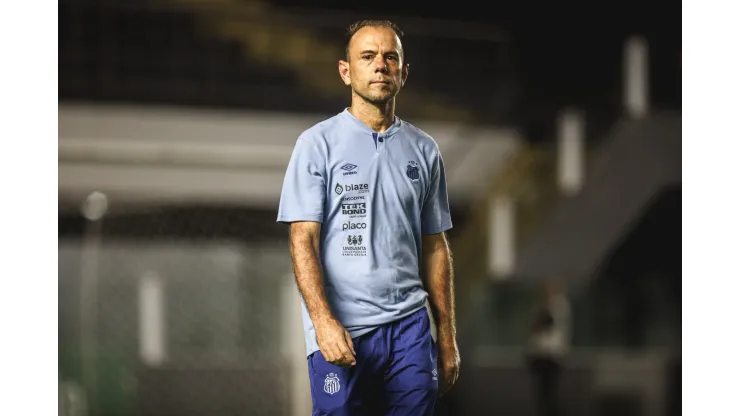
left=326, top=144, right=428, bottom=210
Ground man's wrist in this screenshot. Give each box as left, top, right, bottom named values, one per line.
left=436, top=321, right=456, bottom=339
left=309, top=307, right=336, bottom=327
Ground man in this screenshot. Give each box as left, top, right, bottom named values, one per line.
left=277, top=20, right=460, bottom=416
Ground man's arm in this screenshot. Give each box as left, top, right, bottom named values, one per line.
left=290, top=221, right=356, bottom=367
left=422, top=232, right=456, bottom=341
left=422, top=231, right=460, bottom=396
left=289, top=221, right=332, bottom=323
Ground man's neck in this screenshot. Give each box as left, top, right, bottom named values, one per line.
left=348, top=96, right=396, bottom=133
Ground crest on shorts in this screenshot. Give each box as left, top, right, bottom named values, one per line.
left=406, top=161, right=420, bottom=182
left=324, top=372, right=341, bottom=395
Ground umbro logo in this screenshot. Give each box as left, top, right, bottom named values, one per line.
left=340, top=163, right=358, bottom=176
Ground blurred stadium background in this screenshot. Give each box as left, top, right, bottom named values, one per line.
left=58, top=0, right=681, bottom=415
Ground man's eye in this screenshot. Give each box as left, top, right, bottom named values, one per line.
left=362, top=55, right=373, bottom=60
left=387, top=56, right=398, bottom=61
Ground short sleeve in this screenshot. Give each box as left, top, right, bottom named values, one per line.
left=276, top=138, right=326, bottom=224
left=421, top=149, right=453, bottom=234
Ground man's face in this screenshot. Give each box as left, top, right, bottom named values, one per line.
left=339, top=26, right=408, bottom=104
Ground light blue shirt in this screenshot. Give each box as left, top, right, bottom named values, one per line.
left=277, top=109, right=453, bottom=357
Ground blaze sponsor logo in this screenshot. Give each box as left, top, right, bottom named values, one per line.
left=335, top=183, right=370, bottom=195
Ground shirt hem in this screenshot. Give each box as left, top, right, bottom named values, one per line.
left=276, top=214, right=324, bottom=224
left=422, top=222, right=453, bottom=235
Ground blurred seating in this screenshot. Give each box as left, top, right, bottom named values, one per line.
left=59, top=0, right=345, bottom=113
left=58, top=0, right=517, bottom=124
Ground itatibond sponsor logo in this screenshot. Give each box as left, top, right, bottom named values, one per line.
left=341, top=203, right=366, bottom=217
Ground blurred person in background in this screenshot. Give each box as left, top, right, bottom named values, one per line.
left=526, top=280, right=571, bottom=416
left=277, top=19, right=459, bottom=416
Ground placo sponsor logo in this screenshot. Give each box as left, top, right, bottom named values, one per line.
left=342, top=222, right=366, bottom=231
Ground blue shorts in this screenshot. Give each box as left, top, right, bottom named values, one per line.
left=306, top=307, right=438, bottom=416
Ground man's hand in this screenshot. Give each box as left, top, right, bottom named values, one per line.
left=289, top=222, right=355, bottom=367
left=437, top=337, right=460, bottom=397
left=421, top=232, right=459, bottom=396
left=315, top=317, right=356, bottom=367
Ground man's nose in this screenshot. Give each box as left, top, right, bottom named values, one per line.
left=374, top=57, right=388, bottom=72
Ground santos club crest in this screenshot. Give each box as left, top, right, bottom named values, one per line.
left=406, top=161, right=420, bottom=182
left=324, top=373, right=341, bottom=395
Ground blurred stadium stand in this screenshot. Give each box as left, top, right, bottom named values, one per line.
left=59, top=1, right=680, bottom=415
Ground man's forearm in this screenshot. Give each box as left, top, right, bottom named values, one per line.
left=423, top=238, right=456, bottom=340
left=290, top=227, right=334, bottom=324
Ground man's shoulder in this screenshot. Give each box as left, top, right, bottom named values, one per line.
left=399, top=119, right=442, bottom=154
left=298, top=112, right=345, bottom=145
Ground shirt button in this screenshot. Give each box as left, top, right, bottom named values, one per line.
left=378, top=137, right=384, bottom=142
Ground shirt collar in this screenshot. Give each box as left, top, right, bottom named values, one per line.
left=340, top=108, right=403, bottom=137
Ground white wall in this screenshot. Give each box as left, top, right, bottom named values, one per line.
left=59, top=103, right=522, bottom=208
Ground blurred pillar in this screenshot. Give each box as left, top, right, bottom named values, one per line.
left=624, top=36, right=649, bottom=119
left=557, top=109, right=585, bottom=196
left=138, top=271, right=166, bottom=366
left=488, top=195, right=515, bottom=279
left=281, top=276, right=312, bottom=416
left=79, top=191, right=107, bottom=415
left=59, top=379, right=88, bottom=416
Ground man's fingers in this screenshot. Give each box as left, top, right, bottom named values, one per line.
left=322, top=342, right=353, bottom=367
left=323, top=345, right=339, bottom=364
left=439, top=381, right=450, bottom=397
left=337, top=341, right=356, bottom=366
left=318, top=326, right=357, bottom=366
left=447, top=367, right=458, bottom=385
left=438, top=366, right=459, bottom=397
left=344, top=331, right=356, bottom=357
left=444, top=378, right=454, bottom=396
left=321, top=349, right=333, bottom=364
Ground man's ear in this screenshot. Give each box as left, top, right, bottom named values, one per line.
left=338, top=60, right=351, bottom=86
left=401, top=63, right=410, bottom=87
